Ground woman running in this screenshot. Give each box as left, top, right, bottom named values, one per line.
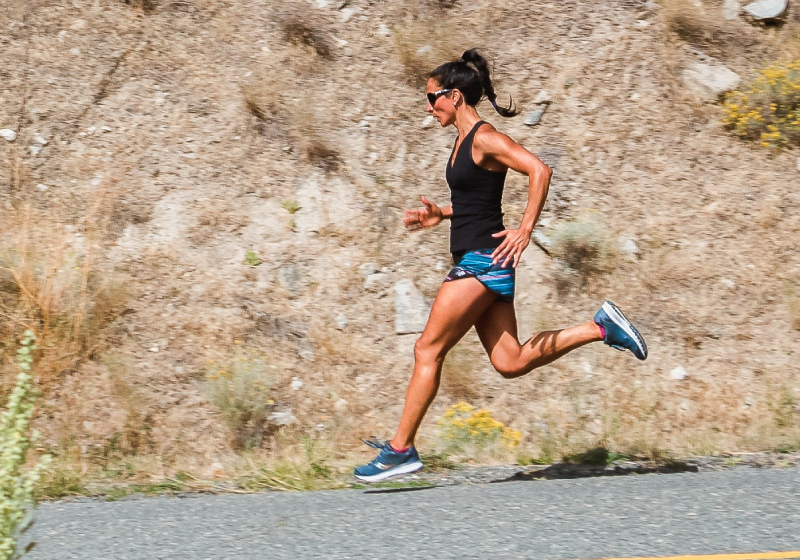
left=354, top=49, right=647, bottom=482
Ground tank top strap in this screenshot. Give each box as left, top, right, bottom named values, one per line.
left=462, top=120, right=486, bottom=163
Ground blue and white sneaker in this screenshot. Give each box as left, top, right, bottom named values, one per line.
left=594, top=301, right=648, bottom=361
left=353, top=437, right=424, bottom=482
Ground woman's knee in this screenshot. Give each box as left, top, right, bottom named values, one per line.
left=491, top=355, right=527, bottom=379
left=414, top=336, right=447, bottom=366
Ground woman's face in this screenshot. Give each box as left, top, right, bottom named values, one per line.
left=426, top=78, right=456, bottom=128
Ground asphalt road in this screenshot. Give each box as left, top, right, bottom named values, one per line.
left=26, top=465, right=800, bottom=560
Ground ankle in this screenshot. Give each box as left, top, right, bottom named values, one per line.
left=389, top=440, right=411, bottom=453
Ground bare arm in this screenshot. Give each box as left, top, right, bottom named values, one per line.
left=403, top=196, right=452, bottom=231
left=473, top=127, right=553, bottom=268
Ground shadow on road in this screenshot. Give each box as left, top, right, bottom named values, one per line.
left=492, top=461, right=699, bottom=483
left=363, top=486, right=438, bottom=495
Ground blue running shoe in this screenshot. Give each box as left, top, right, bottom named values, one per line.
left=354, top=437, right=424, bottom=482
left=594, top=301, right=648, bottom=360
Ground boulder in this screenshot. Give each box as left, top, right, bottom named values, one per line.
left=743, top=0, right=788, bottom=20
left=523, top=104, right=548, bottom=126
left=394, top=279, right=430, bottom=334
left=682, top=60, right=740, bottom=101
left=0, top=129, right=16, bottom=142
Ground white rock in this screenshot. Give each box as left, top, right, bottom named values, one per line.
left=796, top=157, right=800, bottom=172
left=99, top=125, right=112, bottom=133
left=149, top=345, right=159, bottom=353
left=268, top=409, right=297, bottom=426
left=58, top=30, right=67, bottom=42
left=357, top=119, right=370, bottom=129
left=340, top=7, right=357, bottom=22
left=421, top=115, right=436, bottom=129
left=291, top=377, right=303, bottom=390
left=743, top=0, right=787, bottom=19
left=70, top=19, right=86, bottom=30
left=416, top=45, right=432, bottom=56
left=670, top=366, right=688, bottom=380
left=720, top=278, right=736, bottom=289
left=36, top=183, right=48, bottom=191
left=334, top=398, right=348, bottom=412
left=620, top=237, right=639, bottom=256
left=29, top=145, right=42, bottom=156
left=335, top=313, right=348, bottom=330
left=533, top=90, right=552, bottom=104
left=683, top=60, right=740, bottom=100
left=394, top=279, right=430, bottom=334
left=523, top=104, right=548, bottom=126
left=723, top=0, right=740, bottom=18
left=0, top=129, right=16, bottom=142
left=70, top=47, right=81, bottom=56
left=378, top=23, right=391, bottom=36
left=32, top=133, right=48, bottom=145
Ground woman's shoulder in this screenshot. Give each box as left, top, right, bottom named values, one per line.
left=473, top=122, right=516, bottom=153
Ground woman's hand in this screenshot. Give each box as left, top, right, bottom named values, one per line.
left=403, top=196, right=444, bottom=231
left=491, top=228, right=531, bottom=268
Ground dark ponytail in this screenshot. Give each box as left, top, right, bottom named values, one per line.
left=429, top=49, right=519, bottom=117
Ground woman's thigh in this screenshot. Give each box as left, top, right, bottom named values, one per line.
left=418, top=278, right=499, bottom=358
left=473, top=300, right=520, bottom=363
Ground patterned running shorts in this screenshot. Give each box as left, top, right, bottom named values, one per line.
left=444, top=248, right=515, bottom=303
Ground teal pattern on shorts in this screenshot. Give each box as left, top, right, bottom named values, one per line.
left=445, top=248, right=515, bottom=303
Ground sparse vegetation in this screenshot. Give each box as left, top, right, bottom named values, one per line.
left=281, top=200, right=301, bottom=214
left=723, top=61, right=800, bottom=149
left=437, top=402, right=522, bottom=455
left=243, top=250, right=262, bottom=267
left=393, top=16, right=462, bottom=87
left=1, top=331, right=51, bottom=560
left=279, top=13, right=332, bottom=59
left=0, top=205, right=128, bottom=382
left=202, top=344, right=277, bottom=450
left=786, top=284, right=800, bottom=330
left=548, top=217, right=617, bottom=290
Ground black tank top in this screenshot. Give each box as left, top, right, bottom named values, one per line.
left=446, top=121, right=507, bottom=253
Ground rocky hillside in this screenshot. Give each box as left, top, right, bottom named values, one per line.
left=1, top=0, right=799, bottom=482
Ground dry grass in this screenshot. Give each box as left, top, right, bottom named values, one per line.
left=548, top=217, right=618, bottom=294
left=786, top=284, right=800, bottom=330
left=122, top=0, right=157, bottom=13
left=0, top=199, right=128, bottom=385
left=660, top=0, right=731, bottom=47
left=279, top=11, right=332, bottom=59
left=392, top=9, right=464, bottom=87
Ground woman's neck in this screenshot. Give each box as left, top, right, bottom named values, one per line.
left=454, top=106, right=482, bottom=138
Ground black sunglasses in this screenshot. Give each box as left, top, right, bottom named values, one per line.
left=426, top=89, right=452, bottom=105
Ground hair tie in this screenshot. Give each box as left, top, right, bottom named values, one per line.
left=490, top=99, right=498, bottom=108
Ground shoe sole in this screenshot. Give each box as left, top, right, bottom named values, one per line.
left=354, top=461, right=424, bottom=482
left=602, top=301, right=648, bottom=360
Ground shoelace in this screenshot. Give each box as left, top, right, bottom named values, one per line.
left=362, top=435, right=387, bottom=450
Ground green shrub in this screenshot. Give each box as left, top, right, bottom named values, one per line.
left=437, top=402, right=521, bottom=451
left=1, top=331, right=51, bottom=560
left=243, top=250, right=262, bottom=267
left=202, top=345, right=276, bottom=450
left=723, top=61, right=800, bottom=149
left=549, top=218, right=617, bottom=286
